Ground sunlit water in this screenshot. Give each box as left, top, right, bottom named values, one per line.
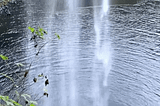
left=1, top=0, right=160, bottom=106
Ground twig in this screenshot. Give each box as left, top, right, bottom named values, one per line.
left=5, top=61, right=20, bottom=79
left=36, top=36, right=57, bottom=56
left=36, top=42, right=48, bottom=56
left=0, top=72, right=14, bottom=83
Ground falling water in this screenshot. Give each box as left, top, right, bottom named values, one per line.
left=94, top=0, right=111, bottom=87
left=68, top=0, right=77, bottom=11
left=102, top=0, right=109, bottom=15
left=101, top=0, right=111, bottom=87
left=94, top=0, right=112, bottom=105
left=18, top=0, right=112, bottom=106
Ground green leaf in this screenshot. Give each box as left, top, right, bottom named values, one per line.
left=43, top=88, right=48, bottom=92
left=40, top=32, right=44, bottom=36
left=35, top=30, right=40, bottom=36
left=29, top=101, right=37, bottom=105
left=0, top=95, right=8, bottom=101
left=6, top=101, right=14, bottom=106
left=0, top=54, right=8, bottom=60
left=38, top=27, right=43, bottom=32
left=21, top=94, right=31, bottom=98
left=39, top=36, right=44, bottom=39
left=21, top=94, right=31, bottom=101
left=30, top=104, right=35, bottom=106
left=10, top=99, right=22, bottom=106
left=15, top=90, right=20, bottom=100
left=38, top=73, right=43, bottom=77
left=15, top=91, right=19, bottom=97
left=13, top=101, right=22, bottom=106
left=38, top=27, right=47, bottom=34
left=28, top=27, right=35, bottom=33
left=0, top=95, right=22, bottom=106
left=55, top=33, right=60, bottom=39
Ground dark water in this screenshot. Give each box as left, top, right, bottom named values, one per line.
left=0, top=0, right=27, bottom=93
left=1, top=0, right=160, bottom=106
left=108, top=1, right=160, bottom=106
left=109, top=0, right=147, bottom=5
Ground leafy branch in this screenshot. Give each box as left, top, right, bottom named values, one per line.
left=0, top=26, right=60, bottom=106
left=0, top=95, right=22, bottom=106
left=28, top=27, right=47, bottom=40
left=0, top=55, right=14, bottom=83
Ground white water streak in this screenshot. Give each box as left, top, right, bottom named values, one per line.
left=68, top=0, right=77, bottom=11
left=93, top=0, right=111, bottom=106
left=103, top=0, right=109, bottom=14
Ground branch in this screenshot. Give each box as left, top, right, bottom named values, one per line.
left=0, top=72, right=14, bottom=83
left=36, top=42, right=48, bottom=56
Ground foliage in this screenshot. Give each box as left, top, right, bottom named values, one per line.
left=28, top=27, right=47, bottom=39
left=38, top=73, right=43, bottom=77
left=0, top=95, right=22, bottom=106
left=0, top=55, right=8, bottom=60
left=55, top=33, right=60, bottom=39
left=0, top=26, right=59, bottom=106
left=28, top=26, right=60, bottom=40
left=21, top=94, right=37, bottom=106
left=28, top=27, right=35, bottom=33
left=0, top=93, right=37, bottom=106
left=0, top=55, right=14, bottom=82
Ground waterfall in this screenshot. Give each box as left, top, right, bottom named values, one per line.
left=94, top=0, right=111, bottom=106
left=102, top=0, right=109, bottom=14
left=42, top=0, right=111, bottom=106
left=68, top=0, right=77, bottom=11
left=94, top=0, right=111, bottom=88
